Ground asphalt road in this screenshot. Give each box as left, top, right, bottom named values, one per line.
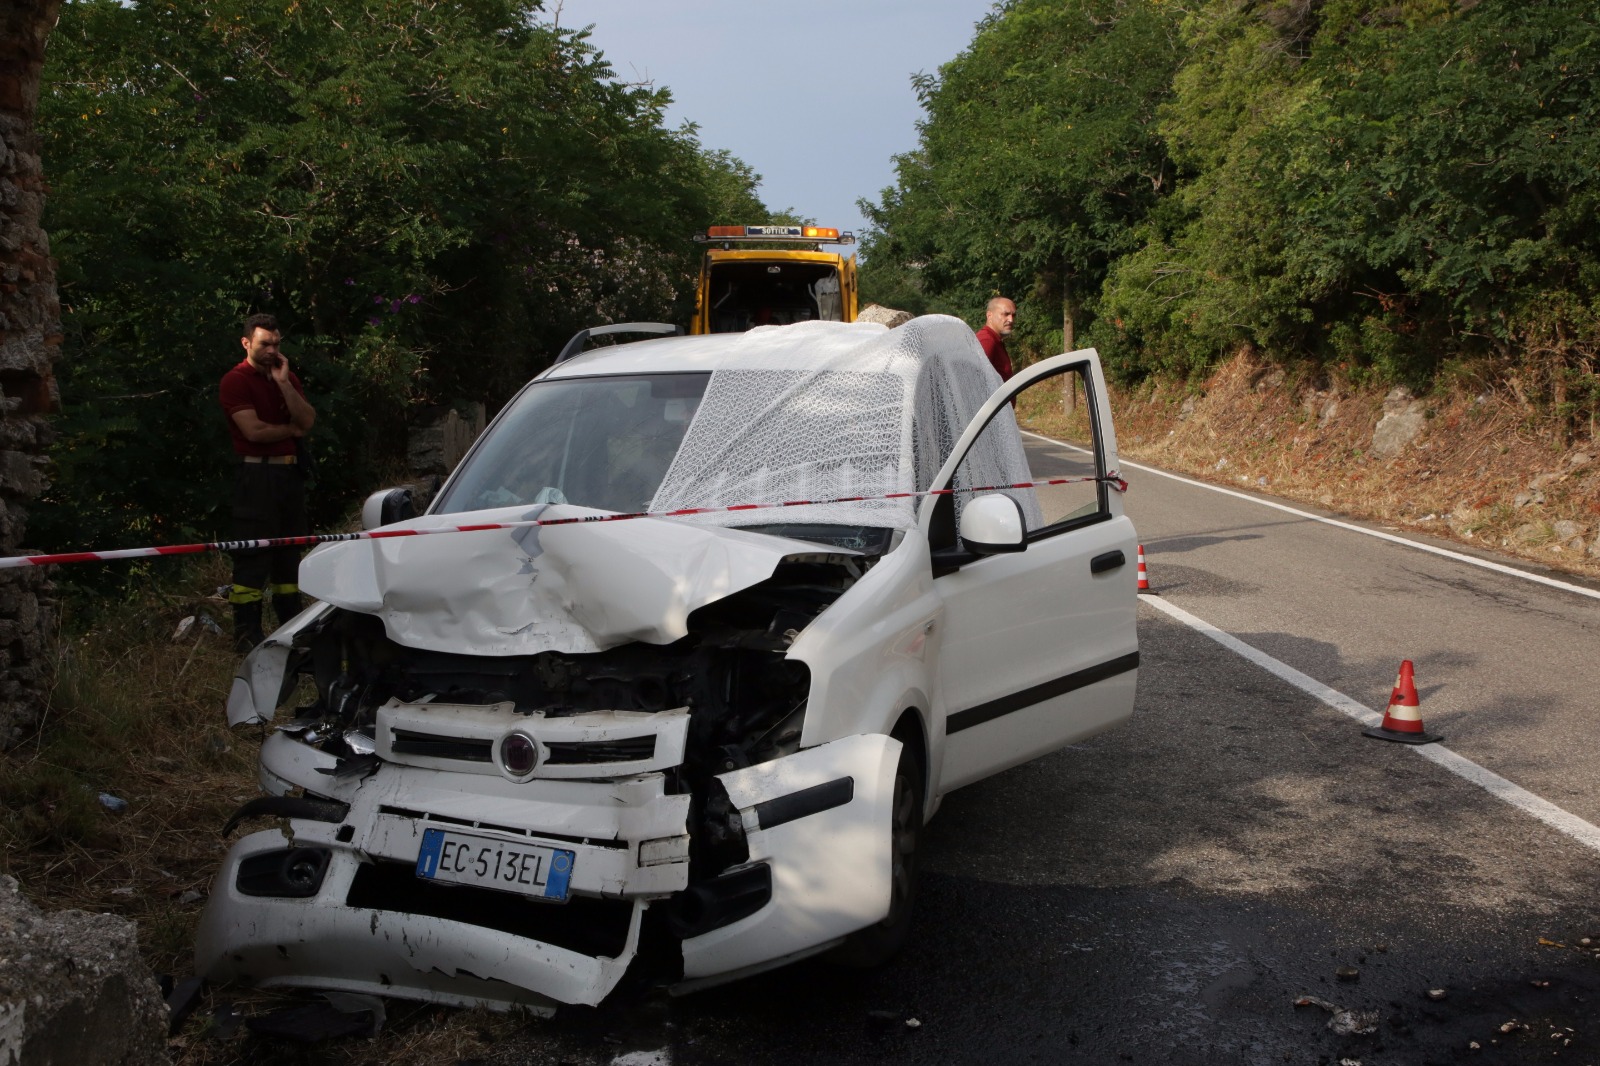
left=470, top=443, right=1600, bottom=1065
left=1108, top=443, right=1600, bottom=829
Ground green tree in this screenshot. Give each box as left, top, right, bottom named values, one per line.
left=1101, top=0, right=1600, bottom=394
left=861, top=0, right=1184, bottom=359
left=37, top=0, right=767, bottom=560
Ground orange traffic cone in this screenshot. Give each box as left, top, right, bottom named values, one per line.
left=1362, top=660, right=1442, bottom=745
left=1136, top=545, right=1153, bottom=593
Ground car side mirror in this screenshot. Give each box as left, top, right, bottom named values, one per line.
left=362, top=487, right=415, bottom=530
left=958, top=494, right=1026, bottom=554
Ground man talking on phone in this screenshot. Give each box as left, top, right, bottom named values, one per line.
left=218, top=313, right=316, bottom=651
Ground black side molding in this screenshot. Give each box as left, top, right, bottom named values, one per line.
left=753, top=777, right=855, bottom=830
left=222, top=795, right=351, bottom=838
left=1090, top=550, right=1126, bottom=574
left=947, top=651, right=1140, bottom=735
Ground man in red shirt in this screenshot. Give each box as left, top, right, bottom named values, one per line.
left=975, top=296, right=1016, bottom=381
left=219, top=313, right=316, bottom=650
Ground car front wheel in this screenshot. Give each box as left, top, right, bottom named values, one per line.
left=829, top=733, right=924, bottom=968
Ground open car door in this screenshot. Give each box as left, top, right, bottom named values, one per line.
left=919, top=349, right=1140, bottom=792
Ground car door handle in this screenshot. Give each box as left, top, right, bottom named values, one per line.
left=1090, top=550, right=1125, bottom=574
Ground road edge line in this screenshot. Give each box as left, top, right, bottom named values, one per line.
left=1139, top=593, right=1600, bottom=857
left=1021, top=430, right=1600, bottom=603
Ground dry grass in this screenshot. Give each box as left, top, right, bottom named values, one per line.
left=0, top=555, right=250, bottom=971
left=1087, top=352, right=1600, bottom=580
left=0, top=556, right=560, bottom=1062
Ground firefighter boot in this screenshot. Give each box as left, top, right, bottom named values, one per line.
left=272, top=593, right=303, bottom=628
left=232, top=602, right=265, bottom=652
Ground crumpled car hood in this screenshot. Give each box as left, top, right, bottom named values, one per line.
left=299, top=505, right=843, bottom=656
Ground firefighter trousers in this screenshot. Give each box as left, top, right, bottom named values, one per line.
left=229, top=462, right=309, bottom=642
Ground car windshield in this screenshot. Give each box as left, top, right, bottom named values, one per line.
left=435, top=373, right=711, bottom=515
left=433, top=318, right=1030, bottom=555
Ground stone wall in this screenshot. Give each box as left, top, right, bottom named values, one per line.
left=0, top=0, right=63, bottom=749
left=407, top=402, right=487, bottom=477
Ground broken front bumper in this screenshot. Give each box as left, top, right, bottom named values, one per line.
left=196, top=728, right=899, bottom=1010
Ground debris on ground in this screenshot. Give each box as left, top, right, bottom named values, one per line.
left=1329, top=1009, right=1379, bottom=1036
left=97, top=792, right=128, bottom=813
left=244, top=992, right=385, bottom=1043
left=1294, top=995, right=1378, bottom=1036
left=1427, top=988, right=1447, bottom=1001
left=610, top=1052, right=671, bottom=1066
left=185, top=604, right=228, bottom=633
left=1335, top=966, right=1360, bottom=982
left=1296, top=995, right=1339, bottom=1012
left=161, top=975, right=204, bottom=1034
left=866, top=1009, right=917, bottom=1033
left=208, top=1003, right=245, bottom=1042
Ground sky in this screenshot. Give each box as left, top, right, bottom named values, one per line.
left=548, top=0, right=997, bottom=244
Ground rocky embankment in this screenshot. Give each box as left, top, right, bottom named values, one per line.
left=1110, top=353, right=1600, bottom=580
left=0, top=877, right=167, bottom=1064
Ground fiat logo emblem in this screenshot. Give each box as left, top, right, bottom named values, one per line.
left=499, top=731, right=539, bottom=779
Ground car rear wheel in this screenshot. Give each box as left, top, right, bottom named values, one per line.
left=829, top=734, right=924, bottom=968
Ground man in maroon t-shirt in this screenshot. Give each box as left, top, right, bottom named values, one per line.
left=974, top=296, right=1016, bottom=381
left=219, top=313, right=316, bottom=650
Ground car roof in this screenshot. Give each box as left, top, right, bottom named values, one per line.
left=541, top=323, right=891, bottom=380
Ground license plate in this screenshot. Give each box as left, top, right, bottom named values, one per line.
left=414, top=828, right=574, bottom=902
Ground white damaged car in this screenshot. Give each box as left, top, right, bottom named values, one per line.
left=198, top=315, right=1140, bottom=1011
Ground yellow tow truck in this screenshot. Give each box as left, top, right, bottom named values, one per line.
left=691, top=225, right=858, bottom=334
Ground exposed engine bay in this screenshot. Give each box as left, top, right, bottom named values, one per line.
left=288, top=552, right=861, bottom=766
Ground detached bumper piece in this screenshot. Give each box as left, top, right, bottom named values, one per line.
left=681, top=733, right=900, bottom=983
left=196, top=744, right=689, bottom=1011
left=197, top=731, right=900, bottom=1010
left=196, top=824, right=645, bottom=1012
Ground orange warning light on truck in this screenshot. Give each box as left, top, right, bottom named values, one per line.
left=691, top=225, right=858, bottom=334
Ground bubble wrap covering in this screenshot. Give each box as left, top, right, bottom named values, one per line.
left=650, top=316, right=1041, bottom=531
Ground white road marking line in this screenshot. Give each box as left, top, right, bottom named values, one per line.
left=1020, top=430, right=1600, bottom=603
left=1140, top=593, right=1600, bottom=856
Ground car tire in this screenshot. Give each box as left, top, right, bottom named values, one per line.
left=828, top=733, right=924, bottom=968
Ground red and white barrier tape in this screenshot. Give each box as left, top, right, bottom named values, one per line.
left=0, top=473, right=1127, bottom=570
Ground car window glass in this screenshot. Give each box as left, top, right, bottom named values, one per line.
left=435, top=373, right=710, bottom=515
left=952, top=367, right=1106, bottom=536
